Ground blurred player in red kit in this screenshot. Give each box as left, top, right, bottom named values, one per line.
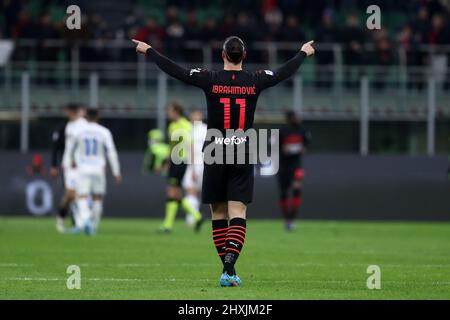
left=278, top=110, right=311, bottom=231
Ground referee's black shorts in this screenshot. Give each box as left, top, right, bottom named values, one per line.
left=202, top=163, right=254, bottom=205
left=167, top=161, right=187, bottom=187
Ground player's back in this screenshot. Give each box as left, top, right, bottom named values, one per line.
left=74, top=122, right=112, bottom=173
left=204, top=70, right=262, bottom=133
left=65, top=117, right=88, bottom=143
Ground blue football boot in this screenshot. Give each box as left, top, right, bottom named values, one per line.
left=219, top=273, right=241, bottom=287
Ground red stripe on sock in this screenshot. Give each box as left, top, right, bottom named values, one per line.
left=218, top=253, right=226, bottom=256
left=213, top=232, right=227, bottom=238
left=229, top=225, right=246, bottom=231
left=226, top=247, right=241, bottom=254
left=226, top=237, right=244, bottom=245
left=212, top=227, right=229, bottom=233
left=215, top=242, right=226, bottom=247
left=226, top=232, right=245, bottom=241
left=227, top=230, right=245, bottom=238
left=214, top=237, right=226, bottom=243
left=227, top=228, right=246, bottom=235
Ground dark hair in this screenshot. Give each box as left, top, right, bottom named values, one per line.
left=169, top=102, right=184, bottom=116
left=65, top=103, right=80, bottom=112
left=223, top=36, right=246, bottom=64
left=86, top=108, right=99, bottom=120
left=285, top=110, right=299, bottom=128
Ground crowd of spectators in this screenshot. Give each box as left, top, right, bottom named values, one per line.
left=1, top=0, right=450, bottom=86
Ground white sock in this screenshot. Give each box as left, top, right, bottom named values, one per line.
left=76, top=198, right=91, bottom=228
left=184, top=194, right=200, bottom=226
left=184, top=194, right=200, bottom=212
left=92, top=200, right=103, bottom=229
left=70, top=200, right=78, bottom=223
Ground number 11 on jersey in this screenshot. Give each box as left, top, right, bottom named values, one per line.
left=220, top=98, right=246, bottom=130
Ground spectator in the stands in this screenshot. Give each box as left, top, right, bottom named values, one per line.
left=280, top=15, right=305, bottom=43
left=184, top=9, right=201, bottom=41
left=262, top=0, right=283, bottom=41
left=398, top=24, right=423, bottom=89
left=13, top=11, right=36, bottom=39
left=427, top=14, right=450, bottom=88
left=341, top=13, right=366, bottom=88
left=233, top=12, right=260, bottom=44
left=2, top=0, right=23, bottom=38
left=315, top=9, right=339, bottom=89
left=202, top=17, right=219, bottom=43
left=279, top=15, right=306, bottom=60
left=414, top=6, right=431, bottom=44
left=219, top=13, right=235, bottom=39
left=134, top=17, right=164, bottom=51
left=165, top=6, right=185, bottom=60
left=372, top=29, right=394, bottom=90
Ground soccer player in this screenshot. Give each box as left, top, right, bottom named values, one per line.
left=159, top=103, right=204, bottom=233
left=50, top=109, right=68, bottom=232
left=183, top=109, right=207, bottom=226
left=133, top=36, right=315, bottom=286
left=63, top=109, right=121, bottom=235
left=278, top=110, right=311, bottom=231
left=56, top=104, right=88, bottom=233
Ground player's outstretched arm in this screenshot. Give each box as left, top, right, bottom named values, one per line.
left=275, top=41, right=315, bottom=82
left=259, top=41, right=315, bottom=89
left=132, top=39, right=208, bottom=88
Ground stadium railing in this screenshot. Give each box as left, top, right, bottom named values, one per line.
left=0, top=40, right=449, bottom=155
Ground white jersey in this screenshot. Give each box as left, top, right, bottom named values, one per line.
left=183, top=121, right=207, bottom=190
left=191, top=121, right=207, bottom=165
left=64, top=122, right=121, bottom=176
left=62, top=117, right=88, bottom=170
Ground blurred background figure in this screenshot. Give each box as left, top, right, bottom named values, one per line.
left=26, top=153, right=46, bottom=176
left=183, top=109, right=207, bottom=226
left=63, top=109, right=121, bottom=235
left=57, top=104, right=88, bottom=233
left=159, top=103, right=203, bottom=233
left=143, top=129, right=170, bottom=176
left=278, top=111, right=311, bottom=231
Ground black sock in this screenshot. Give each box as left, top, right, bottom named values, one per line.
left=58, top=206, right=67, bottom=219
left=279, top=189, right=289, bottom=220
left=212, top=219, right=228, bottom=265
left=290, top=188, right=302, bottom=220
left=223, top=218, right=246, bottom=276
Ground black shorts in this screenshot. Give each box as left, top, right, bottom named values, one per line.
left=202, top=163, right=254, bottom=204
left=278, top=165, right=304, bottom=189
left=167, top=161, right=187, bottom=187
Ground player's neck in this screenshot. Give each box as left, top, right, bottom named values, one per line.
left=223, top=63, right=242, bottom=71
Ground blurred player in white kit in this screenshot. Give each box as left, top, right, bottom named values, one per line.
left=63, top=109, right=121, bottom=235
left=183, top=109, right=207, bottom=226
left=57, top=104, right=88, bottom=233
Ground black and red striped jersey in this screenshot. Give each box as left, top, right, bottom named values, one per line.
left=146, top=48, right=307, bottom=134
left=279, top=124, right=311, bottom=166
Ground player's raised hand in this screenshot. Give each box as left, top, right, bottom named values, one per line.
left=115, top=175, right=122, bottom=185
left=132, top=39, right=151, bottom=54
left=301, top=41, right=315, bottom=56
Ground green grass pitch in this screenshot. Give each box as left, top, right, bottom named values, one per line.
left=0, top=217, right=449, bottom=299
